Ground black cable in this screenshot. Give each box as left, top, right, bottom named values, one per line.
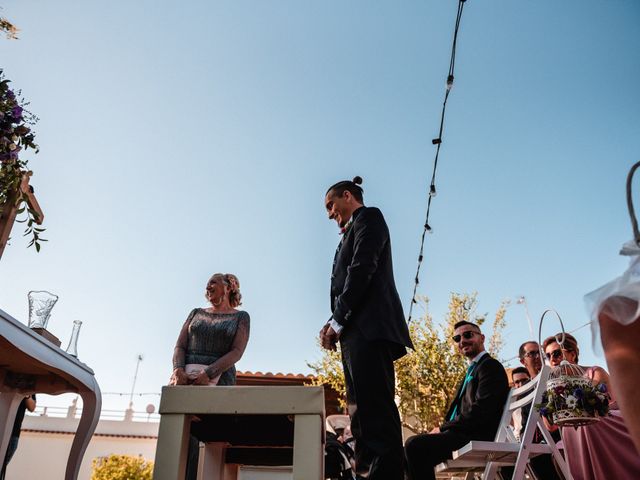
left=408, top=0, right=468, bottom=323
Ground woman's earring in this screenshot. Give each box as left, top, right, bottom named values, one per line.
left=212, top=294, right=224, bottom=306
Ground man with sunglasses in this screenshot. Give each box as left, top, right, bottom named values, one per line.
left=405, top=321, right=509, bottom=480
left=518, top=341, right=543, bottom=379
left=511, top=341, right=563, bottom=480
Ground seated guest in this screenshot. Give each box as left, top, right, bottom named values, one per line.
left=518, top=340, right=543, bottom=379
left=405, top=321, right=509, bottom=480
left=544, top=332, right=640, bottom=480
left=510, top=367, right=531, bottom=440
left=506, top=345, right=563, bottom=480
left=598, top=296, right=640, bottom=454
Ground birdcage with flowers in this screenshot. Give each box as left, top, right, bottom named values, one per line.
left=535, top=310, right=610, bottom=428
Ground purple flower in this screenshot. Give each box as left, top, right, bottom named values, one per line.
left=573, top=388, right=584, bottom=399
left=539, top=407, right=548, bottom=417
left=597, top=383, right=607, bottom=393
left=11, top=106, right=23, bottom=120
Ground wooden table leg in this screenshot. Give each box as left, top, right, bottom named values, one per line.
left=201, top=442, right=229, bottom=480
left=153, top=414, right=191, bottom=480
left=65, top=383, right=102, bottom=480
left=293, top=414, right=323, bottom=480
left=0, top=392, right=24, bottom=464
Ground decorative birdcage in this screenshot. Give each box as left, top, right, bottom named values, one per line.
left=537, top=310, right=608, bottom=428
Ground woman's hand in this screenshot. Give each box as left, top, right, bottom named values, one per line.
left=189, top=370, right=211, bottom=386
left=170, top=368, right=189, bottom=385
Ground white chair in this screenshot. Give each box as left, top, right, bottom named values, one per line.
left=436, top=365, right=572, bottom=480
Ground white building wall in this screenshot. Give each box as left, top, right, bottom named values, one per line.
left=6, top=431, right=157, bottom=480
left=6, top=413, right=158, bottom=480
left=6, top=410, right=293, bottom=480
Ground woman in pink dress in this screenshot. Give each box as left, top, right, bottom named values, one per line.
left=543, top=333, right=640, bottom=480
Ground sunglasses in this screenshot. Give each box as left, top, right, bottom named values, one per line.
left=452, top=331, right=478, bottom=343
left=545, top=349, right=565, bottom=360
left=522, top=350, right=540, bottom=359
left=513, top=378, right=530, bottom=386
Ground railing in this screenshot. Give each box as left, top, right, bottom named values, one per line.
left=28, top=405, right=160, bottom=422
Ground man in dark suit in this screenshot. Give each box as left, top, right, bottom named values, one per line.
left=405, top=321, right=509, bottom=480
left=320, top=176, right=413, bottom=480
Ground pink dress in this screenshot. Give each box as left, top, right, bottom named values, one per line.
left=561, top=367, right=640, bottom=480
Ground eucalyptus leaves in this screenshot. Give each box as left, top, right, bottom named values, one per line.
left=0, top=69, right=45, bottom=251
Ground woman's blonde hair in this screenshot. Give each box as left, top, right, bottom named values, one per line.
left=207, top=273, right=242, bottom=307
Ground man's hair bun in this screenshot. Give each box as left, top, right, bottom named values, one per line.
left=352, top=176, right=363, bottom=185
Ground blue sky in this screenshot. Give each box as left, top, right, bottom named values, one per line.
left=1, top=0, right=639, bottom=413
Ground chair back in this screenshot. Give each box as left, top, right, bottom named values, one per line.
left=493, top=365, right=550, bottom=443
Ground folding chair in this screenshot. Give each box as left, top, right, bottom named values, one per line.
left=435, top=365, right=572, bottom=480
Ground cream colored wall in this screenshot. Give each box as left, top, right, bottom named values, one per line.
left=7, top=412, right=295, bottom=480
left=6, top=431, right=156, bottom=480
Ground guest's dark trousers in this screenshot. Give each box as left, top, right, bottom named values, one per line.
left=405, top=430, right=471, bottom=480
left=340, top=326, right=405, bottom=480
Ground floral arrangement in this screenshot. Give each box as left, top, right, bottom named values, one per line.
left=536, top=378, right=610, bottom=427
left=0, top=69, right=45, bottom=251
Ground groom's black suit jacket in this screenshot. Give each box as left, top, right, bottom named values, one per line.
left=441, top=352, right=509, bottom=440
left=330, top=206, right=413, bottom=355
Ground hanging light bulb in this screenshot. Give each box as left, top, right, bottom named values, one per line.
left=429, top=185, right=437, bottom=197
left=425, top=223, right=433, bottom=234
left=446, top=74, right=454, bottom=91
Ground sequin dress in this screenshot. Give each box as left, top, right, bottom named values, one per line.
left=172, top=308, right=250, bottom=385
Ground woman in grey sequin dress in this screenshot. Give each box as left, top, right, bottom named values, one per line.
left=171, top=273, right=250, bottom=386
left=169, top=273, right=250, bottom=480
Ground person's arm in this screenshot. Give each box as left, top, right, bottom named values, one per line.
left=332, top=208, right=387, bottom=327
left=171, top=309, right=197, bottom=385
left=441, top=360, right=509, bottom=433
left=193, top=312, right=250, bottom=384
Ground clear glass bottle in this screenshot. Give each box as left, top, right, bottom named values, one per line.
left=66, top=320, right=82, bottom=357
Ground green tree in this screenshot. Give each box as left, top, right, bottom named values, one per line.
left=307, top=292, right=508, bottom=434
left=91, top=454, right=153, bottom=480
left=397, top=293, right=508, bottom=434
left=307, top=338, right=346, bottom=408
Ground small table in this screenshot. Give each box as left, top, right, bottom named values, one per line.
left=0, top=308, right=101, bottom=480
left=154, top=385, right=325, bottom=480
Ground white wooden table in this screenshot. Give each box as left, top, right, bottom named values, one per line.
left=0, top=308, right=101, bottom=480
left=154, top=385, right=325, bottom=480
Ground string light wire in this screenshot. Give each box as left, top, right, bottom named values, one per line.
left=408, top=0, right=468, bottom=323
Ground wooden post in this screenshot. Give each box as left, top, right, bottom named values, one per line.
left=0, top=171, right=44, bottom=260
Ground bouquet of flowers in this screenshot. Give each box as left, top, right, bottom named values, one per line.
left=0, top=68, right=44, bottom=250
left=536, top=377, right=610, bottom=427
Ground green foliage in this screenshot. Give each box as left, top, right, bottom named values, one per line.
left=306, top=340, right=346, bottom=408
left=397, top=293, right=508, bottom=433
left=91, top=454, right=153, bottom=480
left=307, top=292, right=508, bottom=434
left=0, top=69, right=45, bottom=251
